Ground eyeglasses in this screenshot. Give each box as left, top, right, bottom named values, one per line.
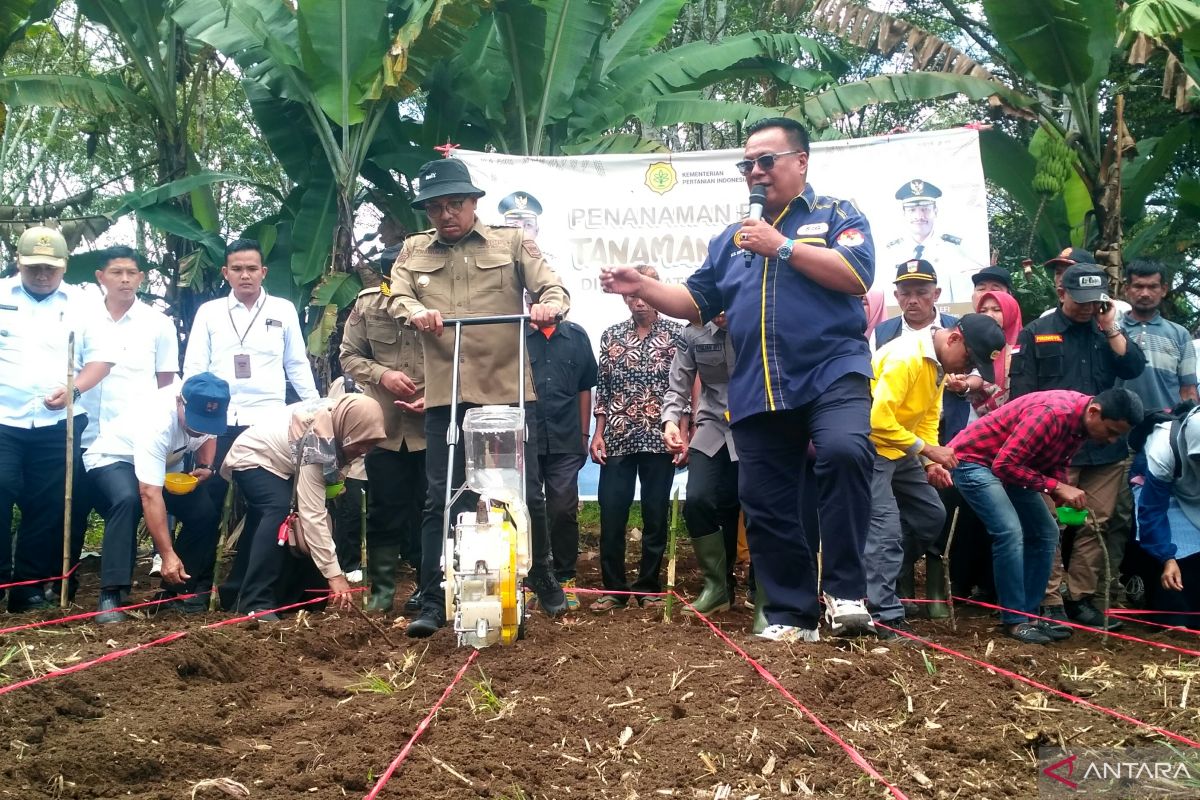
left=734, top=150, right=801, bottom=176
left=424, top=198, right=467, bottom=216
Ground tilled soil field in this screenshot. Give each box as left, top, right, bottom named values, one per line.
left=2, top=558, right=1200, bottom=800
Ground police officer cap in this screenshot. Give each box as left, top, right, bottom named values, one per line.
left=970, top=265, right=1012, bottom=290
left=894, top=258, right=937, bottom=284
left=498, top=191, right=542, bottom=219
left=410, top=159, right=485, bottom=209
left=895, top=178, right=942, bottom=205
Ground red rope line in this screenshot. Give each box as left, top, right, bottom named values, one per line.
left=671, top=591, right=910, bottom=800
left=363, top=649, right=479, bottom=800
left=1106, top=609, right=1200, bottom=636
left=1105, top=608, right=1200, bottom=616
left=0, top=562, right=80, bottom=592
left=0, top=592, right=203, bottom=636
left=873, top=621, right=1200, bottom=748
left=952, top=596, right=1200, bottom=659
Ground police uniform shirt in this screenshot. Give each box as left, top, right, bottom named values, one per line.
left=1009, top=308, right=1147, bottom=465
left=83, top=381, right=210, bottom=486
left=0, top=276, right=117, bottom=429
left=686, top=184, right=874, bottom=424
left=884, top=229, right=979, bottom=305
left=662, top=321, right=737, bottom=459
left=182, top=290, right=318, bottom=426
left=388, top=219, right=570, bottom=409
left=339, top=284, right=426, bottom=453
left=79, top=297, right=179, bottom=449
left=525, top=320, right=598, bottom=456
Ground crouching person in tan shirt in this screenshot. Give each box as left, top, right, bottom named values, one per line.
left=218, top=395, right=386, bottom=618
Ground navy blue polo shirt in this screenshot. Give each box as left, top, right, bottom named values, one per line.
left=685, top=184, right=874, bottom=424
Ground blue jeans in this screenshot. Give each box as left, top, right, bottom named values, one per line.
left=952, top=462, right=1059, bottom=625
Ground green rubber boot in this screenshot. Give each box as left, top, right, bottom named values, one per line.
left=898, top=561, right=917, bottom=617
left=925, top=556, right=950, bottom=619
left=752, top=581, right=769, bottom=635
left=686, top=532, right=731, bottom=615
left=365, top=545, right=403, bottom=612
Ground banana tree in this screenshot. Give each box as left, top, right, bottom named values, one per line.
left=421, top=0, right=853, bottom=156
left=171, top=0, right=481, bottom=360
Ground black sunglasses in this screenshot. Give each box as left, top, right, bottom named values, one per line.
left=735, top=150, right=801, bottom=176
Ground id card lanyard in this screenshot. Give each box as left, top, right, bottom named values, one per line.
left=228, top=296, right=266, bottom=379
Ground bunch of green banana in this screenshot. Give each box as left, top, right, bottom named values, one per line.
left=1030, top=127, right=1073, bottom=196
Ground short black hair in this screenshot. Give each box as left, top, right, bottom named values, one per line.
left=1093, top=388, right=1144, bottom=427
left=1124, top=259, right=1168, bottom=285
left=745, top=117, right=811, bottom=154
left=225, top=238, right=263, bottom=260
left=98, top=245, right=140, bottom=269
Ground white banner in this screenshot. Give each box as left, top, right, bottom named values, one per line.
left=456, top=128, right=989, bottom=497
left=458, top=127, right=989, bottom=339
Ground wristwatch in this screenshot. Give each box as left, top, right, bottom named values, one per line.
left=195, top=463, right=213, bottom=471
left=71, top=386, right=81, bottom=402
left=1103, top=325, right=1122, bottom=339
left=776, top=238, right=795, bottom=262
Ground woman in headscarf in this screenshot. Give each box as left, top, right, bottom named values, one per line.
left=966, top=290, right=1023, bottom=417
left=862, top=288, right=887, bottom=349
left=218, top=394, right=387, bottom=618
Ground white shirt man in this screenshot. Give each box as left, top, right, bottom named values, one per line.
left=79, top=247, right=178, bottom=449
left=182, top=240, right=317, bottom=428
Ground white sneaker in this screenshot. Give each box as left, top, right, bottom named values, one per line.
left=756, top=624, right=820, bottom=643
left=345, top=569, right=364, bottom=584
left=822, top=593, right=874, bottom=636
left=150, top=554, right=162, bottom=577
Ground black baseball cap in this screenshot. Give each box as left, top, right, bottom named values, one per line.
left=1061, top=263, right=1111, bottom=304
left=1043, top=247, right=1096, bottom=270
left=970, top=265, right=1012, bottom=290
left=410, top=159, right=485, bottom=209
left=895, top=258, right=937, bottom=283
left=955, top=313, right=1006, bottom=384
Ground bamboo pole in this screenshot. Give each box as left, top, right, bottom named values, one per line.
left=61, top=332, right=75, bottom=609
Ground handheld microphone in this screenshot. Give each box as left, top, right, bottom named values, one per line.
left=745, top=184, right=767, bottom=267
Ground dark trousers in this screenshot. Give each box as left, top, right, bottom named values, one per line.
left=418, top=403, right=553, bottom=618
left=330, top=477, right=366, bottom=573
left=535, top=452, right=587, bottom=581
left=89, top=461, right=220, bottom=593
left=219, top=467, right=292, bottom=613
left=732, top=374, right=874, bottom=628
left=597, top=452, right=675, bottom=595
left=0, top=418, right=87, bottom=604
left=202, top=425, right=248, bottom=510
left=364, top=445, right=426, bottom=561
left=685, top=447, right=740, bottom=587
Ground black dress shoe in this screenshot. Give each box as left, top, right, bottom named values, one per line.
left=7, top=590, right=49, bottom=614
left=95, top=590, right=129, bottom=625
left=1004, top=622, right=1052, bottom=644
left=1065, top=598, right=1123, bottom=631
left=406, top=609, right=444, bottom=638
left=403, top=591, right=422, bottom=614
left=1037, top=620, right=1073, bottom=641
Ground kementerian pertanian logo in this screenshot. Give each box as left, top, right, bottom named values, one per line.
left=645, top=162, right=677, bottom=196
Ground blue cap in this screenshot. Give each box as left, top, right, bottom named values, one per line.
left=181, top=373, right=230, bottom=435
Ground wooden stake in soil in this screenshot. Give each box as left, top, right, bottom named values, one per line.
left=61, top=332, right=76, bottom=610
left=943, top=506, right=959, bottom=632
left=663, top=488, right=680, bottom=622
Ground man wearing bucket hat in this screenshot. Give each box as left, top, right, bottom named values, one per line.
left=83, top=373, right=230, bottom=622
left=389, top=158, right=571, bottom=638
left=865, top=313, right=1006, bottom=638
left=1010, top=258, right=1147, bottom=631
left=0, top=225, right=116, bottom=612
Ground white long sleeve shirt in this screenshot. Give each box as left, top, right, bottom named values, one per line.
left=182, top=290, right=318, bottom=426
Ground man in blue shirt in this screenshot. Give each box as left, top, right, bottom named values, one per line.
left=601, top=117, right=876, bottom=643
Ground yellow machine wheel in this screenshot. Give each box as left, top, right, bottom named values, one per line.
left=499, top=521, right=520, bottom=644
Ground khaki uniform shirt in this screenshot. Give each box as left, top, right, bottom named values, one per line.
left=339, top=284, right=426, bottom=452
left=388, top=220, right=569, bottom=409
